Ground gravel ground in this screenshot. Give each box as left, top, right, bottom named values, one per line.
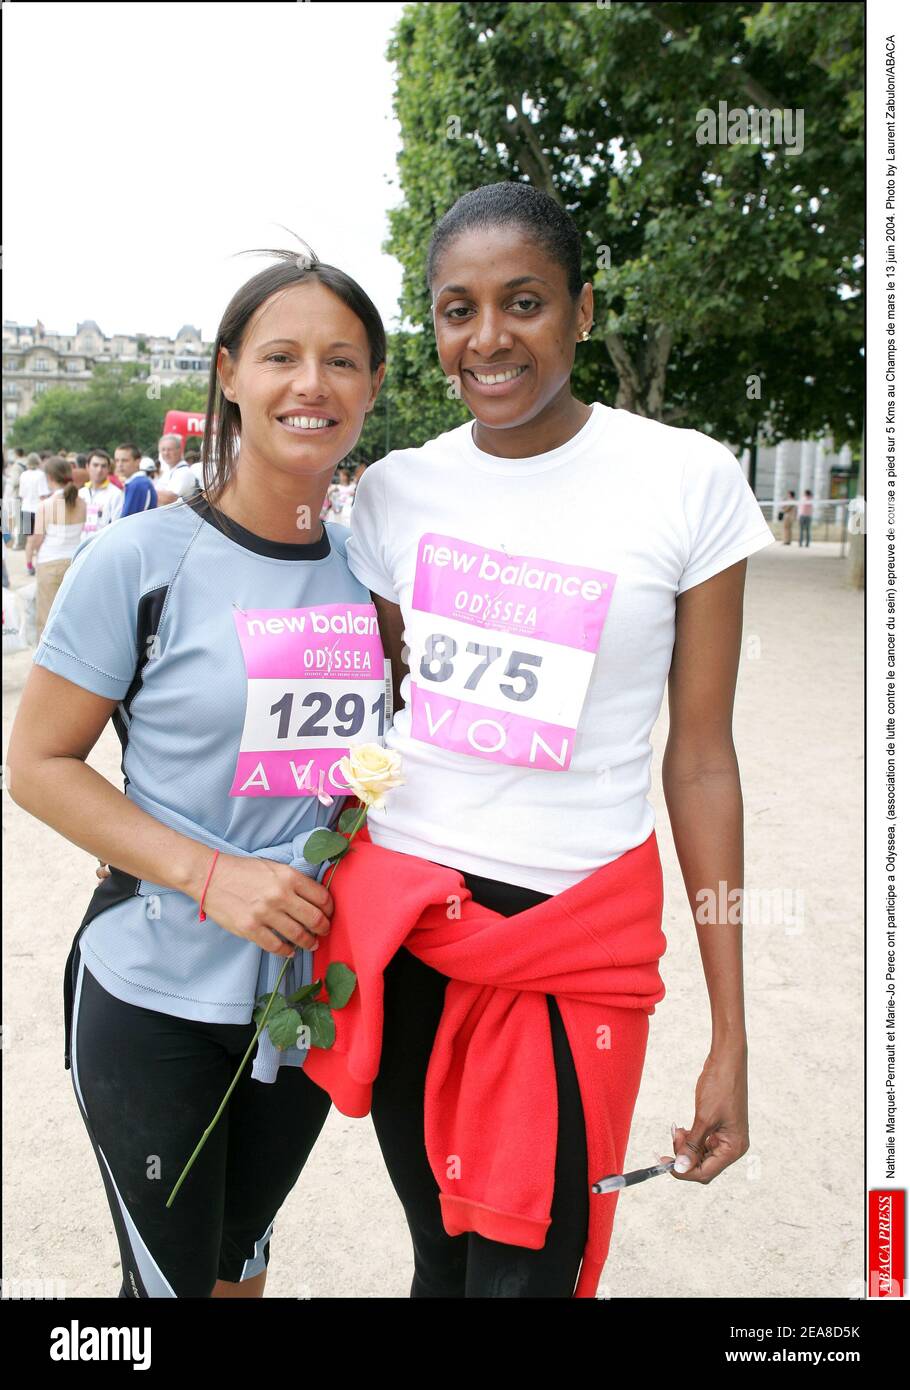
left=1, top=535, right=863, bottom=1298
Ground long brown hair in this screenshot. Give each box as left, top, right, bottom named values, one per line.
left=200, top=247, right=386, bottom=506
left=44, top=456, right=79, bottom=508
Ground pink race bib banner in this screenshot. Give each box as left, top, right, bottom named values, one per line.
left=230, top=603, right=386, bottom=798
left=408, top=533, right=618, bottom=771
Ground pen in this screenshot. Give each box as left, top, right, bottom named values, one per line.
left=591, top=1159, right=675, bottom=1194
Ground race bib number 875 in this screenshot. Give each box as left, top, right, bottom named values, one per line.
left=409, top=533, right=617, bottom=771
left=230, top=603, right=385, bottom=798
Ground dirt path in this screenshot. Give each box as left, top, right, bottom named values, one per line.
left=1, top=537, right=863, bottom=1297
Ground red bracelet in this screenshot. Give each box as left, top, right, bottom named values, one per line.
left=198, top=850, right=221, bottom=922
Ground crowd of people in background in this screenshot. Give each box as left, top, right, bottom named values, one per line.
left=2, top=439, right=371, bottom=637
left=2, top=434, right=822, bottom=646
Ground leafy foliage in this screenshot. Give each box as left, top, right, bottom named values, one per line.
left=7, top=362, right=208, bottom=455
left=383, top=1, right=863, bottom=453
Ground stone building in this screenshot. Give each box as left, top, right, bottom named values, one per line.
left=2, top=319, right=211, bottom=441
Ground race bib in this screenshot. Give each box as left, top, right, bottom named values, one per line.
left=230, top=603, right=386, bottom=798
left=409, top=533, right=617, bottom=771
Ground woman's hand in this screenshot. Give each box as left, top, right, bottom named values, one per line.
left=95, top=854, right=333, bottom=955
left=658, top=1042, right=749, bottom=1183
left=195, top=854, right=334, bottom=956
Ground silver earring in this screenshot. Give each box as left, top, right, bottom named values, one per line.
left=579, top=329, right=591, bottom=342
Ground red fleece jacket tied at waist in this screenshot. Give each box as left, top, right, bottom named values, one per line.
left=302, top=823, right=667, bottom=1298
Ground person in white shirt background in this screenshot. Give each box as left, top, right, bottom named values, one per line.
left=20, top=453, right=52, bottom=573
left=79, top=449, right=123, bottom=539
left=155, top=433, right=200, bottom=505
left=185, top=448, right=206, bottom=489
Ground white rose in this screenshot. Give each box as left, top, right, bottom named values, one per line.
left=339, top=743, right=405, bottom=809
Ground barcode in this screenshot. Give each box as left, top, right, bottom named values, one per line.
left=383, top=658, right=393, bottom=732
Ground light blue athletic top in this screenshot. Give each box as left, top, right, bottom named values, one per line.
left=34, top=496, right=380, bottom=1082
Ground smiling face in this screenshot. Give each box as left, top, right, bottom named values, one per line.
left=431, top=224, right=593, bottom=433
left=217, top=280, right=385, bottom=482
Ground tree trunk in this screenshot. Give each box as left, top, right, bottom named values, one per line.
left=604, top=325, right=671, bottom=419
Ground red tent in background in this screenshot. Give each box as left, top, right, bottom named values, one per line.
left=162, top=410, right=212, bottom=450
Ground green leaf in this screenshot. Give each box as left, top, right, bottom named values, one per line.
left=268, top=1005, right=309, bottom=1051
left=253, top=994, right=306, bottom=1051
left=300, top=1001, right=336, bottom=1049
left=288, top=980, right=324, bottom=1006
left=325, top=961, right=357, bottom=1009
left=253, top=994, right=290, bottom=1030
left=302, top=829, right=351, bottom=865
left=338, top=807, right=363, bottom=834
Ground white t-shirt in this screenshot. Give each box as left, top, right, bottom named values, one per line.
left=79, top=481, right=123, bottom=535
left=18, top=467, right=51, bottom=512
left=345, top=402, right=776, bottom=893
left=158, top=461, right=199, bottom=499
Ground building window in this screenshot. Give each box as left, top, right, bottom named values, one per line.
left=33, top=356, right=50, bottom=371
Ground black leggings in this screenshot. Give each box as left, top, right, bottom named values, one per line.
left=370, top=868, right=589, bottom=1298
left=69, top=945, right=332, bottom=1297
left=69, top=867, right=588, bottom=1298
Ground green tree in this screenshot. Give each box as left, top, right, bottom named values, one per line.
left=384, top=1, right=863, bottom=457
left=7, top=362, right=208, bottom=455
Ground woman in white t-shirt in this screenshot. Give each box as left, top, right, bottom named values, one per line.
left=346, top=182, right=776, bottom=1298
left=31, top=456, right=87, bottom=639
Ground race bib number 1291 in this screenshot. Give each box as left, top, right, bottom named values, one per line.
left=230, top=603, right=385, bottom=798
left=409, top=533, right=617, bottom=771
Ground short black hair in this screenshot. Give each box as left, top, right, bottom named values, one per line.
left=426, top=181, right=584, bottom=299
left=115, top=443, right=141, bottom=461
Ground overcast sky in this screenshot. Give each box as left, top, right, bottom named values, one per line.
left=2, top=1, right=407, bottom=341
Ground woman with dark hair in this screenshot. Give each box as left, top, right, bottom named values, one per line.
left=7, top=248, right=387, bottom=1298
left=346, top=180, right=775, bottom=1297
left=30, top=456, right=86, bottom=640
